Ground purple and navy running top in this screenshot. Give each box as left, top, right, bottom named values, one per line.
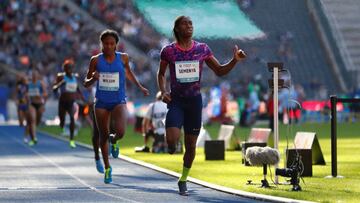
left=160, top=40, right=213, bottom=97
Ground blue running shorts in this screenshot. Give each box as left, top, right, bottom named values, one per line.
left=95, top=99, right=126, bottom=111
left=165, top=94, right=202, bottom=135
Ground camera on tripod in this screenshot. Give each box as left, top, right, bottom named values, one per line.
left=275, top=155, right=302, bottom=191
left=276, top=167, right=297, bottom=178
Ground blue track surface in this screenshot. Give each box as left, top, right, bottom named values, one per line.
left=0, top=126, right=267, bottom=203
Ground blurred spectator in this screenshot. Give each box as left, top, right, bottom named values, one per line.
left=0, top=0, right=154, bottom=101
left=277, top=31, right=294, bottom=61
left=318, top=85, right=328, bottom=100
left=239, top=0, right=253, bottom=10
left=266, top=92, right=274, bottom=131
left=135, top=92, right=167, bottom=153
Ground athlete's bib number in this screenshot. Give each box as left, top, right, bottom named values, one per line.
left=175, top=61, right=199, bottom=83
left=28, top=87, right=40, bottom=96
left=99, top=72, right=119, bottom=91
left=65, top=83, right=77, bottom=92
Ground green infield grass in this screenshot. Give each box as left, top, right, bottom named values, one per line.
left=40, top=122, right=360, bottom=203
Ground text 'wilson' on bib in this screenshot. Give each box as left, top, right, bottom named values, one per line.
left=99, top=72, right=119, bottom=91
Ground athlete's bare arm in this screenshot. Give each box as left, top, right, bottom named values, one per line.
left=205, top=45, right=246, bottom=76
left=122, top=53, right=149, bottom=96
left=157, top=60, right=171, bottom=103
left=52, top=74, right=65, bottom=91
left=40, top=79, right=48, bottom=100
left=84, top=56, right=99, bottom=88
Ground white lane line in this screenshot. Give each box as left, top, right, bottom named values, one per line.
left=4, top=130, right=139, bottom=203
left=0, top=187, right=132, bottom=191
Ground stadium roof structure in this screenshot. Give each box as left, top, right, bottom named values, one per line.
left=134, top=0, right=265, bottom=40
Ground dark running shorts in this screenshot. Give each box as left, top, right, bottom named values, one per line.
left=18, top=104, right=28, bottom=112
left=30, top=103, right=43, bottom=111
left=59, top=100, right=75, bottom=113
left=165, top=94, right=202, bottom=135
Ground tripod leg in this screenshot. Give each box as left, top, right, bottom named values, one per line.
left=261, top=164, right=270, bottom=188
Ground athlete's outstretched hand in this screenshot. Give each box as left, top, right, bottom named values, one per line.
left=161, top=92, right=171, bottom=104
left=233, top=45, right=246, bottom=61
left=140, top=86, right=150, bottom=96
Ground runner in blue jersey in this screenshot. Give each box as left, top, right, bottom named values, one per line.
left=28, top=68, right=47, bottom=146
left=157, top=16, right=246, bottom=195
left=53, top=59, right=84, bottom=148
left=84, top=29, right=149, bottom=184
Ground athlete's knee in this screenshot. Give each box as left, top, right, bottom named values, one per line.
left=168, top=145, right=176, bottom=154
left=114, top=129, right=125, bottom=139
left=117, top=133, right=124, bottom=139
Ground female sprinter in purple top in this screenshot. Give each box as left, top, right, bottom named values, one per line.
left=157, top=16, right=246, bottom=195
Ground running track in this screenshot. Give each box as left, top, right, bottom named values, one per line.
left=0, top=126, right=306, bottom=203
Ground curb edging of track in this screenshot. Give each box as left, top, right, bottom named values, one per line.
left=39, top=130, right=314, bottom=203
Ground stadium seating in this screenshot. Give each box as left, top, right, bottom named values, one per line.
left=320, top=0, right=360, bottom=86
left=2, top=0, right=359, bottom=102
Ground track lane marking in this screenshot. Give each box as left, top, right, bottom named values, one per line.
left=3, top=130, right=139, bottom=203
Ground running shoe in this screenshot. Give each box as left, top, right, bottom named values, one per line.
left=111, top=141, right=120, bottom=158
left=134, top=146, right=150, bottom=153
left=178, top=181, right=188, bottom=196
left=104, top=166, right=112, bottom=184
left=95, top=159, right=104, bottom=174
left=110, top=135, right=120, bottom=158
left=28, top=140, right=36, bottom=147
left=69, top=140, right=76, bottom=148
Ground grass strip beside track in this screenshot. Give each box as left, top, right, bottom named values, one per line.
left=40, top=122, right=360, bottom=203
